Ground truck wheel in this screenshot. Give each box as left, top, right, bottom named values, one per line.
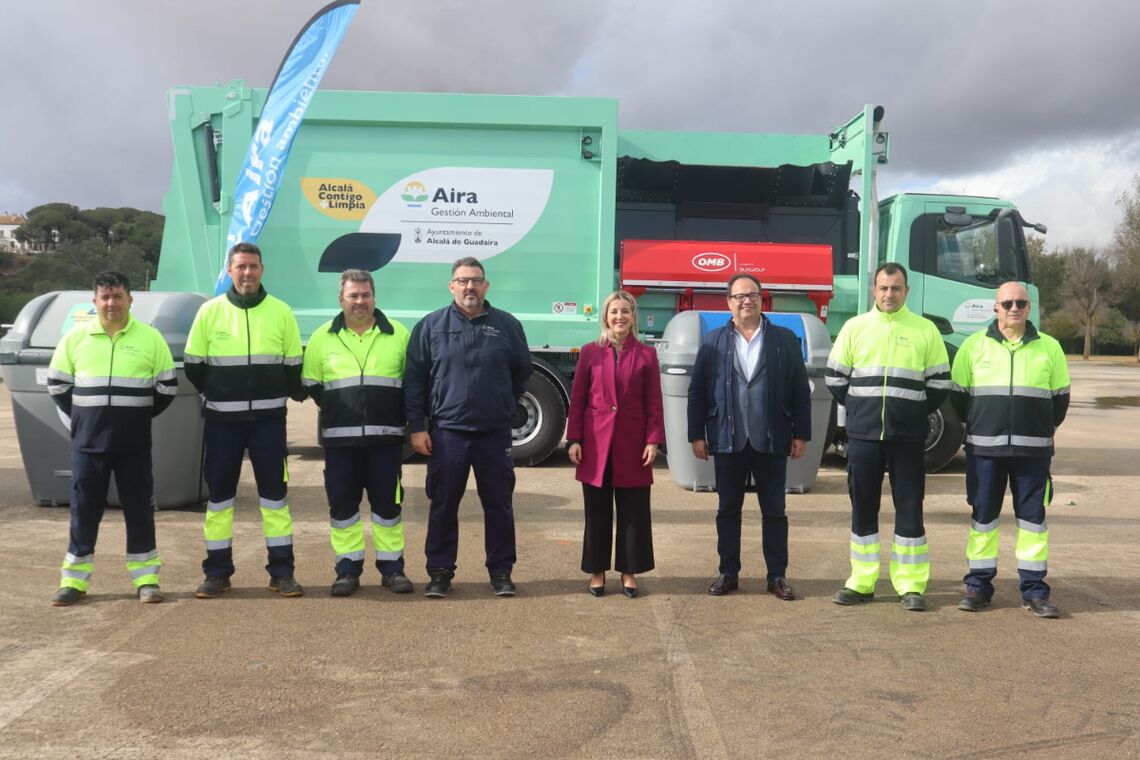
left=510, top=372, right=566, bottom=466
left=924, top=399, right=964, bottom=472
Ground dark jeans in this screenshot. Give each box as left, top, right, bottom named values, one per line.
left=201, top=417, right=294, bottom=579
left=846, top=437, right=925, bottom=539
left=424, top=426, right=517, bottom=575
left=713, top=444, right=788, bottom=580
left=965, top=454, right=1052, bottom=600
left=581, top=462, right=654, bottom=574
left=68, top=448, right=156, bottom=560
left=325, top=444, right=404, bottom=577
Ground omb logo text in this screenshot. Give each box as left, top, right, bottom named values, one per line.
left=692, top=253, right=732, bottom=272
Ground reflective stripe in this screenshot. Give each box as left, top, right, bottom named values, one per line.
left=1011, top=435, right=1053, bottom=448
left=825, top=375, right=849, bottom=387
left=926, top=378, right=953, bottom=390
left=968, top=558, right=998, bottom=569
left=250, top=354, right=285, bottom=365
left=966, top=434, right=1008, bottom=447
left=282, top=356, right=302, bottom=366
left=48, top=368, right=75, bottom=382
left=155, top=369, right=176, bottom=381
left=126, top=550, right=159, bottom=563
left=324, top=375, right=403, bottom=391
left=372, top=514, right=402, bottom=528
left=47, top=384, right=71, bottom=396
left=206, top=355, right=253, bottom=366
left=1053, top=386, right=1070, bottom=396
left=850, top=366, right=925, bottom=381
left=336, top=550, right=366, bottom=562
left=155, top=384, right=178, bottom=396
left=322, top=425, right=405, bottom=438
left=331, top=515, right=361, bottom=529
left=924, top=362, right=951, bottom=376
left=971, top=519, right=999, bottom=533
left=72, top=395, right=154, bottom=407
left=303, top=377, right=320, bottom=387
left=970, top=385, right=1052, bottom=399
left=1017, top=519, right=1047, bottom=534
left=890, top=552, right=928, bottom=565
left=850, top=533, right=880, bottom=546
left=1018, top=560, right=1047, bottom=571
left=65, top=552, right=94, bottom=565
left=893, top=535, right=927, bottom=547
left=374, top=550, right=402, bottom=561
left=62, top=568, right=92, bottom=581
left=74, top=375, right=155, bottom=388
left=260, top=497, right=288, bottom=510
left=847, top=385, right=926, bottom=401
left=205, top=397, right=288, bottom=412
left=850, top=549, right=880, bottom=561
left=265, top=535, right=293, bottom=547
left=208, top=499, right=235, bottom=512
left=183, top=353, right=206, bottom=365
left=206, top=539, right=232, bottom=550
left=826, top=359, right=852, bottom=374
left=1011, top=386, right=1053, bottom=399
left=129, top=565, right=159, bottom=580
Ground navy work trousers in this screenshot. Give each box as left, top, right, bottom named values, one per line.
left=424, top=426, right=516, bottom=575
left=201, top=417, right=293, bottom=579
left=713, top=444, right=789, bottom=580
left=965, top=454, right=1052, bottom=600
left=846, top=437, right=926, bottom=539
left=325, top=443, right=404, bottom=577
left=68, top=448, right=156, bottom=561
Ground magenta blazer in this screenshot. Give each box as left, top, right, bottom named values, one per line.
left=565, top=337, right=665, bottom=489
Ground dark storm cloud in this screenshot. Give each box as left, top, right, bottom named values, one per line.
left=1, top=1, right=1138, bottom=218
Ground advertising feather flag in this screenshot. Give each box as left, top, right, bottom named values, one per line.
left=215, top=0, right=361, bottom=294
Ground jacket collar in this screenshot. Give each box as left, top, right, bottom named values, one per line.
left=872, top=303, right=911, bottom=321
left=88, top=313, right=137, bottom=335
left=329, top=308, right=394, bottom=335
left=225, top=285, right=268, bottom=309
left=450, top=299, right=495, bottom=322
left=985, top=319, right=1040, bottom=344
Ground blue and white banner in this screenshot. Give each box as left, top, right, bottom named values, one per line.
left=216, top=0, right=361, bottom=294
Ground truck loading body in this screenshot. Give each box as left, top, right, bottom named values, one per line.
left=156, top=81, right=1043, bottom=469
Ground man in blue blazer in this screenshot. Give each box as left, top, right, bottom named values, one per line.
left=687, top=274, right=812, bottom=599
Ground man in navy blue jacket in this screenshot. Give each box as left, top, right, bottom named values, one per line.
left=687, top=274, right=812, bottom=599
left=405, top=257, right=532, bottom=598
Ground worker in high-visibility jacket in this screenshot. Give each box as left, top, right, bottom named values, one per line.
left=184, top=242, right=307, bottom=599
left=950, top=281, right=1069, bottom=618
left=302, top=269, right=414, bottom=597
left=825, top=263, right=951, bottom=612
left=46, top=271, right=177, bottom=606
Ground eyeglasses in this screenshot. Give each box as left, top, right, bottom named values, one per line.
left=451, top=277, right=486, bottom=287
left=999, top=299, right=1029, bottom=310
left=728, top=292, right=761, bottom=303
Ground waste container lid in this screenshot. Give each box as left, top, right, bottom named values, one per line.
left=697, top=311, right=808, bottom=362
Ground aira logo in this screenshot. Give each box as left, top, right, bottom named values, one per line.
left=692, top=253, right=732, bottom=272
left=402, top=180, right=481, bottom=207
left=401, top=181, right=429, bottom=207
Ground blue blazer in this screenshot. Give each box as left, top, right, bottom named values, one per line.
left=686, top=315, right=812, bottom=456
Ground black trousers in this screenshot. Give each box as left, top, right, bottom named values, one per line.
left=712, top=444, right=788, bottom=580
left=581, top=463, right=654, bottom=575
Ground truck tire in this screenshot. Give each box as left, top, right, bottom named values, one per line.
left=510, top=372, right=566, bottom=467
left=924, top=399, right=964, bottom=473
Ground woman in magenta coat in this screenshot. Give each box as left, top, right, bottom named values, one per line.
left=566, top=290, right=665, bottom=598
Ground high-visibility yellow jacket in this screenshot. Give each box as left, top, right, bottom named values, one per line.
left=825, top=304, right=951, bottom=442
left=47, top=314, right=176, bottom=453
left=302, top=309, right=409, bottom=447
left=950, top=320, right=1070, bottom=457
left=184, top=287, right=303, bottom=421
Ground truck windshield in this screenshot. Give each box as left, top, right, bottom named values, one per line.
left=934, top=215, right=1021, bottom=286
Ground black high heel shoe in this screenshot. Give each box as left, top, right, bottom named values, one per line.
left=588, top=574, right=605, bottom=597
left=622, top=574, right=639, bottom=598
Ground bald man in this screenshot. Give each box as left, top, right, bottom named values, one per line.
left=949, top=281, right=1070, bottom=618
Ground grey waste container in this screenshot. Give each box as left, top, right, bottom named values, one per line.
left=657, top=310, right=832, bottom=493
left=0, top=290, right=208, bottom=508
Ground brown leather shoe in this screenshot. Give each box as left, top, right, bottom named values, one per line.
left=708, top=574, right=739, bottom=595
left=766, top=577, right=796, bottom=601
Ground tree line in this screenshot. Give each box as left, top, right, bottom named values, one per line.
left=0, top=204, right=162, bottom=324
left=1031, top=174, right=1140, bottom=360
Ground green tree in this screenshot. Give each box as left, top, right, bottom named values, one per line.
left=1027, top=234, right=1065, bottom=317
left=1060, top=247, right=1117, bottom=360
left=1111, top=174, right=1140, bottom=320
left=15, top=204, right=164, bottom=262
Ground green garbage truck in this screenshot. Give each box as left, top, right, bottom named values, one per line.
left=155, top=80, right=1044, bottom=469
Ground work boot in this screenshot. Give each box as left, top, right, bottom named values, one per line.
left=269, top=576, right=304, bottom=597
left=330, top=574, right=360, bottom=597
left=424, top=569, right=454, bottom=598
left=490, top=573, right=517, bottom=597
left=834, top=587, right=875, bottom=605
left=382, top=572, right=414, bottom=594
left=195, top=576, right=231, bottom=599
left=51, top=587, right=85, bottom=606
left=137, top=584, right=163, bottom=604
left=958, top=590, right=992, bottom=612
left=1023, top=597, right=1060, bottom=618
left=901, top=592, right=928, bottom=611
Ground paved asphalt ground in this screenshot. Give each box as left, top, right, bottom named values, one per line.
left=0, top=361, right=1137, bottom=759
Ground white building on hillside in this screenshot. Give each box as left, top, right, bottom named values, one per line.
left=0, top=213, right=31, bottom=253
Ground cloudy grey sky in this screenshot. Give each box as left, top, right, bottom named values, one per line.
left=3, top=1, right=1139, bottom=249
